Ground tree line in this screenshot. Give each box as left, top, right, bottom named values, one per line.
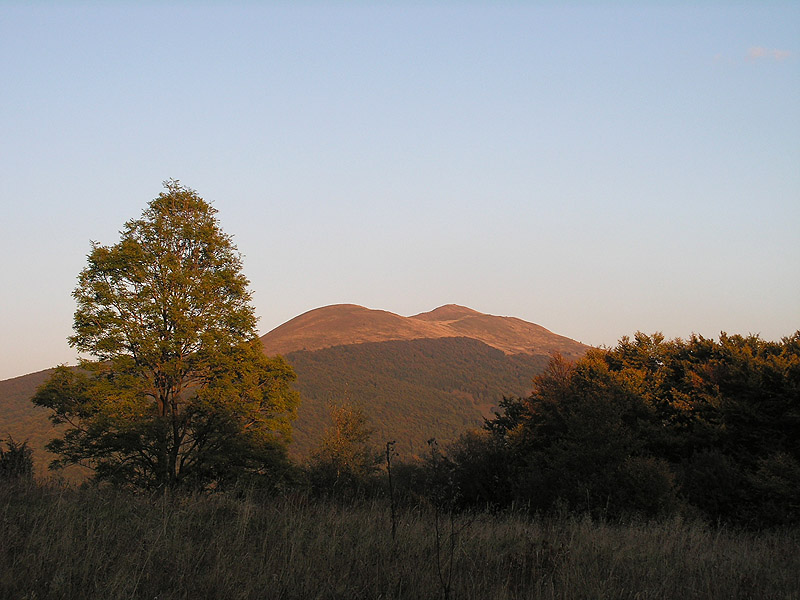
left=289, top=331, right=799, bottom=527
left=437, top=332, right=800, bottom=525
left=15, top=182, right=798, bottom=527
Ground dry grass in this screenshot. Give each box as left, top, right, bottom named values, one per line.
left=1, top=481, right=798, bottom=599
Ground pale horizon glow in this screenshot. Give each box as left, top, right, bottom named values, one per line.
left=1, top=3, right=798, bottom=380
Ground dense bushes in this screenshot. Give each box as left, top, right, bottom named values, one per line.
left=433, top=332, right=800, bottom=525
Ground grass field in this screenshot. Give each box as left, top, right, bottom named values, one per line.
left=2, top=481, right=798, bottom=600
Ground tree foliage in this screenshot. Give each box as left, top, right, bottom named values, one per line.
left=32, top=182, right=299, bottom=489
left=0, top=437, right=33, bottom=481
left=445, top=332, right=800, bottom=524
left=309, top=401, right=380, bottom=492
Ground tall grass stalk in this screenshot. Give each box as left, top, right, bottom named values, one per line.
left=1, top=481, right=798, bottom=599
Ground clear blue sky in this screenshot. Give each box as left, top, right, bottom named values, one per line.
left=1, top=2, right=798, bottom=380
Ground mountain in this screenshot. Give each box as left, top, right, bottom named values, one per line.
left=262, top=304, right=589, bottom=458
left=262, top=303, right=586, bottom=359
left=0, top=304, right=590, bottom=476
left=0, top=369, right=59, bottom=477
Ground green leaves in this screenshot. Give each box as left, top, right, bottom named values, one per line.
left=469, top=331, right=800, bottom=523
left=71, top=184, right=256, bottom=366
left=35, top=182, right=299, bottom=490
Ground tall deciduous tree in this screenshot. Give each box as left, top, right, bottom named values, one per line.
left=33, top=181, right=299, bottom=489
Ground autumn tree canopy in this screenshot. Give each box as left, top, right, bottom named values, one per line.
left=33, top=181, right=299, bottom=489
left=309, top=401, right=380, bottom=492
left=446, top=332, right=800, bottom=524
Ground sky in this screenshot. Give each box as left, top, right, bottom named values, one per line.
left=1, top=2, right=798, bottom=380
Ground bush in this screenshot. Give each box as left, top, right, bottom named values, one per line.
left=748, top=452, right=800, bottom=526
left=0, top=437, right=33, bottom=480
left=611, top=455, right=678, bottom=518
left=681, top=449, right=746, bottom=522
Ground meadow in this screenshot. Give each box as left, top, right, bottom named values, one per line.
left=2, top=480, right=798, bottom=600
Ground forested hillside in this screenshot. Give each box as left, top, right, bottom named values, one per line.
left=285, top=336, right=552, bottom=458
left=0, top=336, right=561, bottom=473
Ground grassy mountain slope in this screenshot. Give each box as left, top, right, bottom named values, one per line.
left=0, top=369, right=59, bottom=476
left=260, top=304, right=449, bottom=355
left=262, top=303, right=587, bottom=360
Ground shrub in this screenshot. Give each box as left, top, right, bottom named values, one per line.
left=611, top=455, right=678, bottom=518
left=681, top=449, right=746, bottom=522
left=748, top=452, right=800, bottom=526
left=0, top=437, right=33, bottom=480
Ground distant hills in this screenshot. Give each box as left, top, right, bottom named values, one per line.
left=261, top=304, right=589, bottom=458
left=261, top=303, right=586, bottom=359
left=0, top=304, right=589, bottom=475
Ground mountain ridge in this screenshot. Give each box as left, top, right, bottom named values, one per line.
left=261, top=303, right=587, bottom=359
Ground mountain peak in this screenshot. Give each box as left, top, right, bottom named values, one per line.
left=261, top=304, right=445, bottom=355
left=261, top=303, right=589, bottom=359
left=411, top=304, right=483, bottom=322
